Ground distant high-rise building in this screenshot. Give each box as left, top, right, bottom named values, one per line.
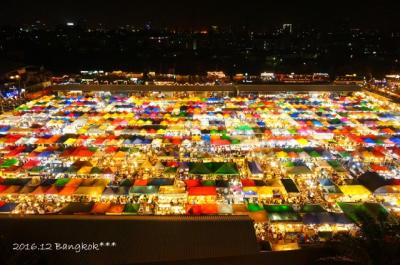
left=283, top=24, right=293, bottom=33
left=144, top=21, right=152, bottom=31
left=193, top=39, right=197, bottom=51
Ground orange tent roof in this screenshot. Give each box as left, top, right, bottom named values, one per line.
left=65, top=178, right=83, bottom=187
left=106, top=204, right=125, bottom=214
left=45, top=185, right=61, bottom=194
left=91, top=202, right=111, bottom=214
left=58, top=185, right=78, bottom=196
left=31, top=185, right=50, bottom=195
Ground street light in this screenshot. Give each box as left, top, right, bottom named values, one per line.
left=14, top=75, right=21, bottom=88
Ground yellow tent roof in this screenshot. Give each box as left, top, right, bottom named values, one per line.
left=93, top=178, right=110, bottom=187
left=296, top=138, right=308, bottom=145
left=158, top=186, right=186, bottom=194
left=192, top=135, right=201, bottom=141
left=33, top=146, right=47, bottom=152
left=276, top=151, right=288, bottom=158
left=141, top=160, right=153, bottom=169
left=78, top=166, right=92, bottom=175
left=339, top=185, right=371, bottom=196
left=64, top=138, right=76, bottom=145
left=77, top=127, right=88, bottom=134
left=73, top=186, right=105, bottom=197
left=243, top=186, right=258, bottom=193
left=257, top=186, right=277, bottom=196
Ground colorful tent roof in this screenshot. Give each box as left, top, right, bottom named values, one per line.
left=188, top=186, right=217, bottom=196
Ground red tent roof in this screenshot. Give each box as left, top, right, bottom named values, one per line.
left=45, top=185, right=60, bottom=194
left=0, top=185, right=8, bottom=193
left=371, top=164, right=388, bottom=172
left=72, top=147, right=94, bottom=157
left=134, top=179, right=148, bottom=186
left=200, top=204, right=218, bottom=214
left=105, top=146, right=119, bottom=153
left=23, top=160, right=40, bottom=169
left=184, top=179, right=200, bottom=188
left=211, top=139, right=230, bottom=145
left=241, top=179, right=256, bottom=187
left=188, top=186, right=217, bottom=196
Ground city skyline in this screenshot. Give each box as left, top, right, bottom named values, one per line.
left=1, top=0, right=400, bottom=30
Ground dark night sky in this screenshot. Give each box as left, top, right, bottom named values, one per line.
left=1, top=0, right=400, bottom=30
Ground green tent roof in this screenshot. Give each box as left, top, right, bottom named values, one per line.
left=189, top=162, right=239, bottom=175
left=338, top=202, right=389, bottom=223
left=281, top=178, right=300, bottom=193
left=129, top=185, right=159, bottom=194
left=287, top=166, right=312, bottom=175
left=201, top=180, right=216, bottom=186
left=210, top=129, right=219, bottom=135
left=66, top=166, right=78, bottom=174
left=55, top=178, right=70, bottom=187
left=328, top=160, right=340, bottom=167
left=339, top=152, right=351, bottom=158
left=363, top=202, right=389, bottom=220
left=300, top=204, right=326, bottom=213
left=214, top=163, right=239, bottom=175
left=235, top=125, right=253, bottom=131
left=221, top=134, right=229, bottom=139
left=247, top=203, right=264, bottom=212
left=328, top=160, right=347, bottom=172
left=164, top=167, right=177, bottom=174
left=90, top=167, right=102, bottom=174
left=88, top=146, right=98, bottom=152
left=231, top=139, right=241, bottom=144
left=264, top=204, right=294, bottom=213
left=309, top=150, right=321, bottom=158
left=120, top=179, right=132, bottom=187
left=16, top=105, right=29, bottom=111
left=268, top=212, right=302, bottom=222
left=1, top=159, right=18, bottom=168
left=285, top=161, right=295, bottom=167
left=189, top=163, right=213, bottom=175
left=124, top=203, right=140, bottom=214
left=60, top=202, right=94, bottom=214
left=28, top=166, right=46, bottom=173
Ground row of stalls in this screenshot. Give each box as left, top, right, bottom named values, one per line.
left=1, top=91, right=400, bottom=246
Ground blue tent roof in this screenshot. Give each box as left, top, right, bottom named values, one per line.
left=244, top=190, right=257, bottom=196
left=379, top=114, right=394, bottom=119
left=0, top=126, right=10, bottom=133
left=123, top=139, right=133, bottom=145
left=303, top=212, right=352, bottom=225
left=248, top=161, right=263, bottom=175
left=202, top=135, right=211, bottom=142
left=313, top=120, right=323, bottom=126
left=390, top=137, right=400, bottom=145
left=142, top=139, right=152, bottom=144
left=207, top=98, right=221, bottom=103
left=148, top=178, right=174, bottom=186
left=257, top=121, right=266, bottom=127
left=38, top=151, right=52, bottom=157
left=320, top=178, right=335, bottom=186
left=0, top=202, right=18, bottom=213
left=132, top=138, right=143, bottom=144
left=364, top=138, right=375, bottom=144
